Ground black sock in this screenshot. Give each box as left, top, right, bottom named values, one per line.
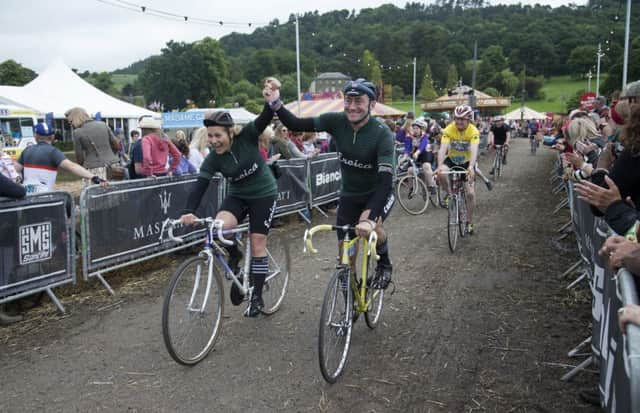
left=250, top=256, right=269, bottom=298
left=376, top=241, right=391, bottom=266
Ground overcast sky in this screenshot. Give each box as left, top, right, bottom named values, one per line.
left=1, top=0, right=583, bottom=73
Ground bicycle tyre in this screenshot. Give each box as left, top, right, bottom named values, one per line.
left=365, top=247, right=385, bottom=329
left=318, top=269, right=353, bottom=383
left=447, top=196, right=458, bottom=252
left=458, top=192, right=468, bottom=238
left=261, top=232, right=291, bottom=315
left=162, top=255, right=225, bottom=365
left=396, top=175, right=429, bottom=215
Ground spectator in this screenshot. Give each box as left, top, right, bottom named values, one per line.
left=269, top=124, right=292, bottom=160
left=592, top=96, right=609, bottom=117
left=258, top=126, right=280, bottom=162
left=301, top=132, right=320, bottom=157
left=139, top=117, right=180, bottom=177
left=128, top=129, right=143, bottom=179
left=171, top=138, right=197, bottom=176
left=65, top=107, right=120, bottom=181
left=188, top=127, right=209, bottom=171
left=575, top=104, right=640, bottom=234
left=0, top=147, right=25, bottom=199
left=13, top=123, right=106, bottom=194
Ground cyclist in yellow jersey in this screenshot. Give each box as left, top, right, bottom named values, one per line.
left=434, top=105, right=480, bottom=234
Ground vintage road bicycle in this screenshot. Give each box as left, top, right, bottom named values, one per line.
left=396, top=156, right=439, bottom=214
left=303, top=224, right=385, bottom=383
left=440, top=168, right=470, bottom=253
left=159, top=217, right=290, bottom=365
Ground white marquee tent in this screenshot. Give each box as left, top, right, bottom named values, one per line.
left=0, top=58, right=155, bottom=119
left=504, top=106, right=549, bottom=121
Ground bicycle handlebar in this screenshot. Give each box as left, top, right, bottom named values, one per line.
left=159, top=217, right=233, bottom=245
left=303, top=224, right=379, bottom=260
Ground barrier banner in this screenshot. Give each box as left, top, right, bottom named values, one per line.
left=309, top=153, right=341, bottom=206
left=567, top=180, right=637, bottom=412
left=275, top=158, right=309, bottom=215
left=80, top=175, right=221, bottom=276
left=0, top=192, right=74, bottom=301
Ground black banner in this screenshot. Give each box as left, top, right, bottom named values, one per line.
left=568, top=182, right=635, bottom=412
left=0, top=192, right=74, bottom=300
left=81, top=175, right=221, bottom=274
left=275, top=159, right=309, bottom=215
left=309, top=153, right=341, bottom=206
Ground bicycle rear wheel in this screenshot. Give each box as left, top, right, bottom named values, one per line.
left=364, top=257, right=385, bottom=330
left=162, top=255, right=224, bottom=365
left=447, top=196, right=458, bottom=252
left=396, top=175, right=429, bottom=215
left=261, top=232, right=291, bottom=315
left=318, top=269, right=353, bottom=383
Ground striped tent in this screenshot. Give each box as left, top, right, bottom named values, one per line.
left=284, top=98, right=406, bottom=118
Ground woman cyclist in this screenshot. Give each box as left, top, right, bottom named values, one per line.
left=179, top=84, right=278, bottom=317
left=404, top=119, right=437, bottom=195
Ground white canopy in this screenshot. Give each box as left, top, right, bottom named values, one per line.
left=504, top=106, right=548, bottom=121
left=0, top=58, right=155, bottom=119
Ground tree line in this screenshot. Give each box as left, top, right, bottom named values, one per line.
left=1, top=0, right=639, bottom=113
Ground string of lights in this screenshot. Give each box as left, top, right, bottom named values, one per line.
left=95, top=0, right=269, bottom=27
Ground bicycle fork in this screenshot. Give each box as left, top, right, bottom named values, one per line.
left=187, top=250, right=215, bottom=314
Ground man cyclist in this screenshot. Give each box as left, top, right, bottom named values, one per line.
left=434, top=104, right=480, bottom=234
left=488, top=115, right=511, bottom=174
left=268, top=77, right=395, bottom=289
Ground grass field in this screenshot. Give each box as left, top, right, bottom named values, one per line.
left=389, top=75, right=595, bottom=116
left=112, top=74, right=137, bottom=90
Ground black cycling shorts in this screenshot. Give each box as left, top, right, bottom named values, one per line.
left=336, top=192, right=395, bottom=240
left=416, top=152, right=434, bottom=166
left=219, top=195, right=277, bottom=235
left=443, top=157, right=470, bottom=170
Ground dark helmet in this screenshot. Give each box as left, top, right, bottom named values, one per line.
left=343, top=78, right=377, bottom=100
left=203, top=111, right=234, bottom=127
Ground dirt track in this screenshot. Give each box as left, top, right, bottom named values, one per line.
left=1, top=140, right=600, bottom=412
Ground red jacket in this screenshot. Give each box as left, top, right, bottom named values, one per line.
left=141, top=133, right=181, bottom=176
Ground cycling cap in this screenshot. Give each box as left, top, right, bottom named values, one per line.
left=621, top=80, right=640, bottom=99
left=453, top=105, right=473, bottom=120
left=34, top=122, right=54, bottom=136
left=203, top=111, right=234, bottom=127
left=494, top=116, right=505, bottom=122
left=343, top=78, right=377, bottom=100
left=412, top=119, right=428, bottom=129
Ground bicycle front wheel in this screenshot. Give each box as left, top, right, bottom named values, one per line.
left=261, top=232, right=291, bottom=315
left=396, top=175, right=429, bottom=215
left=447, top=196, right=458, bottom=252
left=458, top=192, right=468, bottom=238
left=318, top=269, right=353, bottom=383
left=162, top=255, right=225, bottom=365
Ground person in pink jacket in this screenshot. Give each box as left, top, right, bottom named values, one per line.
left=139, top=117, right=180, bottom=177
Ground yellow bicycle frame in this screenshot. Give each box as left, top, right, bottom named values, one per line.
left=304, top=224, right=379, bottom=313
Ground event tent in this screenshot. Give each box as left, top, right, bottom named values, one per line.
left=284, top=98, right=405, bottom=118
left=423, top=84, right=511, bottom=112
left=0, top=58, right=155, bottom=119
left=503, top=106, right=548, bottom=120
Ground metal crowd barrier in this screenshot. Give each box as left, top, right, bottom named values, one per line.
left=0, top=192, right=75, bottom=313
left=79, top=175, right=223, bottom=293
left=551, top=162, right=640, bottom=412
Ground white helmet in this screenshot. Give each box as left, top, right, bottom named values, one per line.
left=454, top=105, right=473, bottom=120
left=412, top=119, right=428, bottom=129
